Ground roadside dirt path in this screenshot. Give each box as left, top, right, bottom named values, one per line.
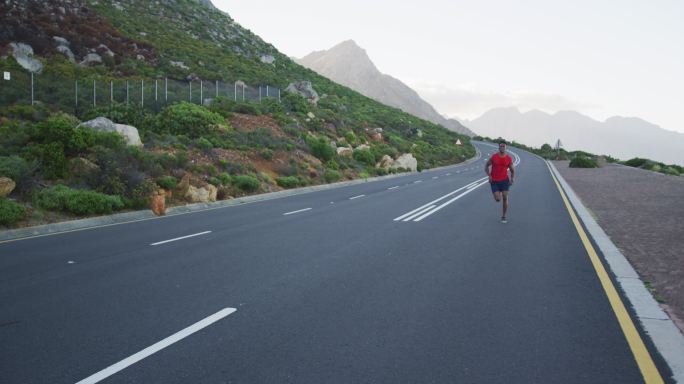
left=553, top=161, right=684, bottom=334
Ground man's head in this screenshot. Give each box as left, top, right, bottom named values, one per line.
left=498, top=141, right=507, bottom=154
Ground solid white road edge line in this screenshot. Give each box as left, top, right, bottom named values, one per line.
left=393, top=177, right=488, bottom=221
left=414, top=181, right=488, bottom=221
left=283, top=208, right=312, bottom=215
left=349, top=194, right=365, bottom=200
left=75, top=307, right=237, bottom=384
left=150, top=231, right=212, bottom=246
left=387, top=186, right=399, bottom=190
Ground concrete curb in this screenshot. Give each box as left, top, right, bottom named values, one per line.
left=0, top=147, right=483, bottom=243
left=548, top=161, right=684, bottom=383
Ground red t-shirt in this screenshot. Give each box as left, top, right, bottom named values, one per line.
left=490, top=153, right=512, bottom=182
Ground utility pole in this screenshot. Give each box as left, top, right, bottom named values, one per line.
left=555, top=139, right=563, bottom=160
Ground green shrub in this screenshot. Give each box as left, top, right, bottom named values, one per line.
left=260, top=148, right=274, bottom=160
left=36, top=185, right=124, bottom=215
left=353, top=149, right=375, bottom=166
left=155, top=102, right=224, bottom=137
left=218, top=173, right=232, bottom=185
left=307, top=136, right=335, bottom=162
left=233, top=174, right=260, bottom=192
left=196, top=137, right=214, bottom=152
left=282, top=93, right=310, bottom=114
left=83, top=103, right=153, bottom=130
left=38, top=143, right=67, bottom=179
left=0, top=199, right=27, bottom=226
left=231, top=102, right=262, bottom=115
left=156, top=176, right=178, bottom=190
left=623, top=158, right=648, bottom=168
left=276, top=176, right=305, bottom=188
left=570, top=156, right=598, bottom=168
left=0, top=155, right=35, bottom=188
left=324, top=169, right=341, bottom=183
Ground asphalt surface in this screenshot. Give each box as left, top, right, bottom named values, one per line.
left=0, top=142, right=671, bottom=383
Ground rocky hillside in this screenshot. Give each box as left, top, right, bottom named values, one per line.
left=0, top=0, right=475, bottom=228
left=297, top=40, right=474, bottom=136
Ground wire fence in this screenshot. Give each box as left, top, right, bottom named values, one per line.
left=0, top=67, right=281, bottom=115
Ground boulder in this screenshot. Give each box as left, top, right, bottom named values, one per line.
left=176, top=173, right=191, bottom=196
left=10, top=42, right=43, bottom=73
left=80, top=53, right=102, bottom=67
left=207, top=184, right=218, bottom=202
left=53, top=36, right=75, bottom=62
left=184, top=184, right=217, bottom=203
left=68, top=157, right=100, bottom=179
left=337, top=147, right=353, bottom=157
left=370, top=132, right=383, bottom=142
left=150, top=190, right=166, bottom=216
left=393, top=153, right=418, bottom=172
left=170, top=61, right=190, bottom=70
left=376, top=155, right=394, bottom=170
left=285, top=81, right=319, bottom=104
left=78, top=117, right=143, bottom=146
left=260, top=54, right=275, bottom=65
left=0, top=177, right=16, bottom=198
left=354, top=144, right=371, bottom=151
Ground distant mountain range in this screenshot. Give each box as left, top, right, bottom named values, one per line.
left=296, top=40, right=474, bottom=136
left=467, top=107, right=684, bottom=165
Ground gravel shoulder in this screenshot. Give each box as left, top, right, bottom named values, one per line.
left=553, top=161, right=684, bottom=334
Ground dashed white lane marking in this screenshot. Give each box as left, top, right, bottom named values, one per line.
left=445, top=173, right=451, bottom=176
left=414, top=180, right=423, bottom=184
left=283, top=208, right=312, bottom=215
left=150, top=231, right=212, bottom=246
left=349, top=194, right=365, bottom=200
left=394, top=177, right=488, bottom=222
left=76, top=307, right=236, bottom=384
left=387, top=186, right=400, bottom=190
left=432, top=176, right=438, bottom=179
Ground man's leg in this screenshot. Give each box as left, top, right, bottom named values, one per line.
left=502, top=191, right=509, bottom=217
left=492, top=191, right=501, bottom=202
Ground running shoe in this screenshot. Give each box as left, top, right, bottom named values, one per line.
left=501, top=216, right=507, bottom=223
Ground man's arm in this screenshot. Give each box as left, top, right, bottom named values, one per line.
left=509, top=162, right=515, bottom=185
left=485, top=158, right=492, bottom=182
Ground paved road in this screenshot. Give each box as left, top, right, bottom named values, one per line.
left=0, top=143, right=671, bottom=383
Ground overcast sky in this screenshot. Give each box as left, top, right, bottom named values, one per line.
left=214, top=0, right=684, bottom=133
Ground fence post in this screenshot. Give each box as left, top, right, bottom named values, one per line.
left=155, top=80, right=158, bottom=104
left=242, top=84, right=245, bottom=102
left=200, top=80, right=203, bottom=105
left=110, top=81, right=113, bottom=105
left=266, top=85, right=269, bottom=98
left=234, top=82, right=237, bottom=101
left=215, top=80, right=218, bottom=98
left=126, top=80, right=129, bottom=104
left=93, top=79, right=96, bottom=107
left=31, top=73, right=34, bottom=105
left=165, top=77, right=168, bottom=104
left=278, top=88, right=281, bottom=103
left=75, top=80, right=78, bottom=111
left=141, top=79, right=144, bottom=107
left=259, top=86, right=262, bottom=102
left=189, top=81, right=192, bottom=102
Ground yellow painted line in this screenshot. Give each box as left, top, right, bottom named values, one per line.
left=546, top=162, right=663, bottom=384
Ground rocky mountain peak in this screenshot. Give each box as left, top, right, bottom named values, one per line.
left=297, top=40, right=473, bottom=136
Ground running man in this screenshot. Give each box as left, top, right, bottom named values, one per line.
left=485, top=141, right=515, bottom=223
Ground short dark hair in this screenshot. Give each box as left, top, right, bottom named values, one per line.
left=498, top=140, right=507, bottom=145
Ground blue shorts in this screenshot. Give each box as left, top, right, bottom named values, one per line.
left=490, top=179, right=510, bottom=193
